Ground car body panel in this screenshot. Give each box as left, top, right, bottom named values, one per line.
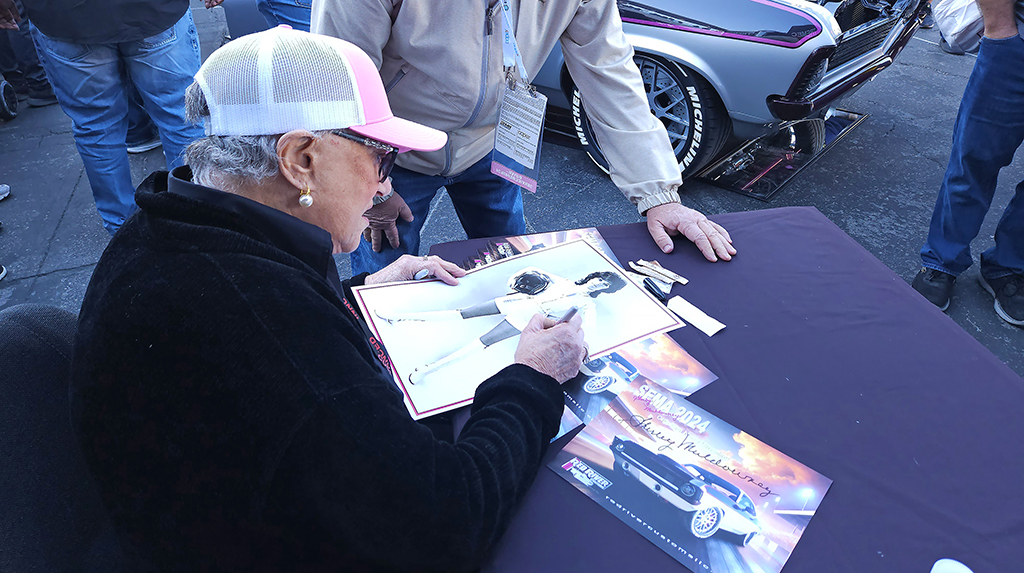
left=539, top=0, right=925, bottom=143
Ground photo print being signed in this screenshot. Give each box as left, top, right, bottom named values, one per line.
left=353, top=240, right=683, bottom=419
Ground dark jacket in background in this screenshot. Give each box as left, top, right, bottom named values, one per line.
left=21, top=0, right=188, bottom=43
left=71, top=169, right=564, bottom=572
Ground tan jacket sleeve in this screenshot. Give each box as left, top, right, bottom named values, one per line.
left=560, top=0, right=683, bottom=214
left=312, top=0, right=396, bottom=69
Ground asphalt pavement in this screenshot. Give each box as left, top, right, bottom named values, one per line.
left=1, top=5, right=1021, bottom=376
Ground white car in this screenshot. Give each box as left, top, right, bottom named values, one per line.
left=611, top=437, right=761, bottom=545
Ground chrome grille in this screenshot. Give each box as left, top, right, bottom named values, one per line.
left=830, top=16, right=898, bottom=69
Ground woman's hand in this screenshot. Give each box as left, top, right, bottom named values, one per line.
left=365, top=254, right=467, bottom=286
left=515, top=313, right=587, bottom=384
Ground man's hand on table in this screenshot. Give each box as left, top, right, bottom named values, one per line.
left=203, top=0, right=225, bottom=8
left=362, top=185, right=414, bottom=252
left=646, top=202, right=736, bottom=262
left=365, top=254, right=466, bottom=285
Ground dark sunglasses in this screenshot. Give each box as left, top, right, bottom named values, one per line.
left=329, top=130, right=399, bottom=183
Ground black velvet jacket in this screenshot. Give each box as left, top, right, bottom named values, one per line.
left=71, top=169, right=564, bottom=572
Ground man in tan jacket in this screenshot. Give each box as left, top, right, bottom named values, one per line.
left=313, top=0, right=736, bottom=275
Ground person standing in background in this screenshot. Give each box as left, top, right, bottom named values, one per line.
left=17, top=0, right=223, bottom=235
left=313, top=0, right=736, bottom=276
left=912, top=0, right=1024, bottom=326
left=0, top=0, right=56, bottom=107
left=256, top=0, right=311, bottom=32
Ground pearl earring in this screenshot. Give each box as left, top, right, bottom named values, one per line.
left=299, top=184, right=313, bottom=208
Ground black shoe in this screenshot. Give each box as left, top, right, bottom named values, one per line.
left=978, top=274, right=1024, bottom=327
left=912, top=267, right=956, bottom=311
left=126, top=136, right=162, bottom=154
left=26, top=87, right=59, bottom=107
left=939, top=35, right=979, bottom=55
left=940, top=36, right=966, bottom=55
left=920, top=10, right=935, bottom=29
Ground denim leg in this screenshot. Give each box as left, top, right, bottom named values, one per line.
left=982, top=175, right=1024, bottom=278
left=125, top=78, right=157, bottom=145
left=0, top=32, right=15, bottom=80
left=446, top=155, right=526, bottom=239
left=30, top=25, right=134, bottom=234
left=255, top=0, right=312, bottom=32
left=120, top=11, right=204, bottom=171
left=921, top=34, right=1024, bottom=277
left=978, top=36, right=1024, bottom=279
left=349, top=165, right=444, bottom=274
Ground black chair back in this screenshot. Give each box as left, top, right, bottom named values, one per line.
left=0, top=304, right=124, bottom=572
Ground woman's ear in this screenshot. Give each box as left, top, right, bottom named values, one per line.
left=276, top=130, right=318, bottom=190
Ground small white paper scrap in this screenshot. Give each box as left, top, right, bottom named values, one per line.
left=667, top=296, right=725, bottom=337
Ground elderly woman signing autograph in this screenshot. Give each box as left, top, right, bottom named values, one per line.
left=71, top=28, right=585, bottom=572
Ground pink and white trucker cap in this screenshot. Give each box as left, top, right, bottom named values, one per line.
left=194, top=26, right=446, bottom=153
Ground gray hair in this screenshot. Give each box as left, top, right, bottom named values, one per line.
left=183, top=82, right=330, bottom=192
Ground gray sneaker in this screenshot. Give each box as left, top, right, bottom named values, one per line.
left=127, top=136, right=163, bottom=154
left=912, top=267, right=956, bottom=311
left=979, top=274, right=1024, bottom=327
left=0, top=183, right=9, bottom=201
left=0, top=264, right=6, bottom=282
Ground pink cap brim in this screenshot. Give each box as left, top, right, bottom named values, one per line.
left=349, top=116, right=447, bottom=154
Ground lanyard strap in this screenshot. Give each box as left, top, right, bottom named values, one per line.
left=498, top=0, right=529, bottom=84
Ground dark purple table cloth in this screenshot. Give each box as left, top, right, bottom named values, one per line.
left=430, top=206, right=1023, bottom=573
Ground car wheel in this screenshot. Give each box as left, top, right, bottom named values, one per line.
left=0, top=80, right=18, bottom=121
left=570, top=54, right=729, bottom=179
left=685, top=506, right=721, bottom=539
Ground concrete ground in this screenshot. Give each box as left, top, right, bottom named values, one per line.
left=1, top=5, right=1021, bottom=377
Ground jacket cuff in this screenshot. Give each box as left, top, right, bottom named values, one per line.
left=636, top=189, right=682, bottom=215
left=346, top=272, right=371, bottom=288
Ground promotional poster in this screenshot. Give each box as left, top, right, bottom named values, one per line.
left=353, top=239, right=683, bottom=419
left=549, top=379, right=832, bottom=573
left=554, top=334, right=717, bottom=440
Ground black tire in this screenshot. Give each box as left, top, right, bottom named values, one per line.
left=0, top=80, right=18, bottom=121
left=569, top=54, right=729, bottom=179
left=769, top=118, right=825, bottom=156
left=724, top=529, right=757, bottom=547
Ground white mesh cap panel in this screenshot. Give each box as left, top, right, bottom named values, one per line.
left=199, top=34, right=261, bottom=106
left=195, top=27, right=365, bottom=136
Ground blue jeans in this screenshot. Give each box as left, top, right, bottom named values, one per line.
left=30, top=11, right=204, bottom=235
left=125, top=80, right=157, bottom=146
left=921, top=34, right=1024, bottom=280
left=350, top=155, right=526, bottom=274
left=256, top=0, right=312, bottom=32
